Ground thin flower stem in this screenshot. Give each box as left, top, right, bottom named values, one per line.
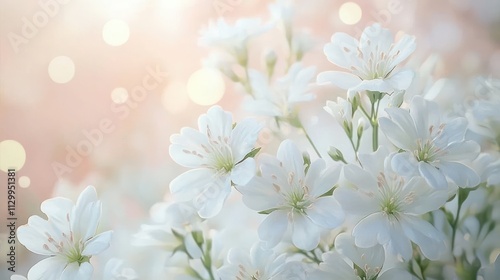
left=451, top=189, right=466, bottom=256
left=298, top=122, right=321, bottom=158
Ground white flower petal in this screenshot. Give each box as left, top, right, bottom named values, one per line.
left=308, top=162, right=340, bottom=197
left=258, top=210, right=288, bottom=248
left=348, top=78, right=394, bottom=94
left=353, top=212, right=391, bottom=248
left=334, top=186, right=378, bottom=216
left=230, top=158, right=256, bottom=186
left=291, top=214, right=321, bottom=250
left=324, top=32, right=359, bottom=69
left=401, top=215, right=446, bottom=260
left=169, top=127, right=210, bottom=168
left=230, top=119, right=261, bottom=162
left=335, top=233, right=385, bottom=272
left=418, top=162, right=447, bottom=189
left=440, top=141, right=480, bottom=161
left=40, top=197, right=73, bottom=226
left=17, top=217, right=61, bottom=255
left=386, top=69, right=414, bottom=91
left=380, top=110, right=417, bottom=150
left=306, top=196, right=344, bottom=229
left=391, top=152, right=419, bottom=177
left=402, top=177, right=448, bottom=215
left=387, top=34, right=416, bottom=68
left=27, top=257, right=66, bottom=280
left=316, top=71, right=361, bottom=89
left=198, top=106, right=233, bottom=140
left=437, top=161, right=480, bottom=188
left=169, top=168, right=216, bottom=201
left=276, top=140, right=305, bottom=180
left=60, top=262, right=93, bottom=280
left=196, top=179, right=231, bottom=218
left=343, top=164, right=378, bottom=192
left=435, top=117, right=468, bottom=145
left=82, top=230, right=113, bottom=255
left=385, top=221, right=412, bottom=260
left=238, top=176, right=282, bottom=211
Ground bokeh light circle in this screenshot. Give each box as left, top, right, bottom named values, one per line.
left=111, top=87, right=129, bottom=104
left=19, top=176, right=31, bottom=188
left=187, top=68, right=225, bottom=106
left=0, top=140, right=26, bottom=172
left=102, top=19, right=130, bottom=46
left=339, top=2, right=362, bottom=25
left=48, top=56, right=75, bottom=84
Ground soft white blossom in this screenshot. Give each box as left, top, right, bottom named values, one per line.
left=103, top=258, right=138, bottom=280
left=380, top=96, right=480, bottom=189
left=217, top=243, right=288, bottom=280
left=311, top=233, right=412, bottom=280
left=17, top=186, right=113, bottom=280
left=317, top=23, right=416, bottom=97
left=199, top=18, right=271, bottom=63
left=334, top=148, right=448, bottom=260
left=238, top=140, right=344, bottom=250
left=246, top=63, right=316, bottom=119
left=169, top=106, right=262, bottom=218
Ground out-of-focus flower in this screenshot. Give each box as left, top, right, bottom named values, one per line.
left=269, top=0, right=294, bottom=41
left=17, top=186, right=113, bottom=280
left=471, top=153, right=500, bottom=187
left=324, top=97, right=353, bottom=125
left=169, top=106, right=262, bottom=218
left=217, top=243, right=288, bottom=280
left=311, top=233, right=412, bottom=280
left=334, top=148, right=448, bottom=260
left=246, top=63, right=316, bottom=120
left=380, top=96, right=480, bottom=189
left=479, top=255, right=500, bottom=280
left=199, top=18, right=272, bottom=64
left=103, top=258, right=138, bottom=280
left=317, top=23, right=415, bottom=98
left=238, top=140, right=344, bottom=250
left=467, top=77, right=500, bottom=144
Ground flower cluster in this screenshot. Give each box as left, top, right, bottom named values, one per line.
left=16, top=1, right=500, bottom=280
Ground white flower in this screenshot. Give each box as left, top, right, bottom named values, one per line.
left=17, top=186, right=113, bottom=280
left=199, top=18, right=271, bottom=63
left=169, top=106, right=262, bottom=218
left=103, top=258, right=138, bottom=280
left=238, top=140, right=344, bottom=250
left=479, top=254, right=500, bottom=280
left=467, top=77, right=500, bottom=143
left=246, top=63, right=316, bottom=119
left=324, top=97, right=353, bottom=125
left=334, top=148, right=448, bottom=260
left=217, top=243, right=288, bottom=280
left=379, top=96, right=481, bottom=189
left=317, top=23, right=416, bottom=97
left=311, top=233, right=412, bottom=280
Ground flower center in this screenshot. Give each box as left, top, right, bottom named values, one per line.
left=66, top=244, right=90, bottom=265
left=283, top=172, right=311, bottom=212
left=205, top=125, right=234, bottom=174
left=414, top=124, right=446, bottom=162
left=377, top=173, right=404, bottom=216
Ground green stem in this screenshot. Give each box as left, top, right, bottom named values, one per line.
left=299, top=123, right=321, bottom=158
left=297, top=249, right=322, bottom=264
left=451, top=189, right=467, bottom=256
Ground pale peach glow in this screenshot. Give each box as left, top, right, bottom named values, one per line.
left=162, top=81, right=189, bottom=114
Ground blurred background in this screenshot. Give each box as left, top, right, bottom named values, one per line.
left=1, top=0, right=499, bottom=277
